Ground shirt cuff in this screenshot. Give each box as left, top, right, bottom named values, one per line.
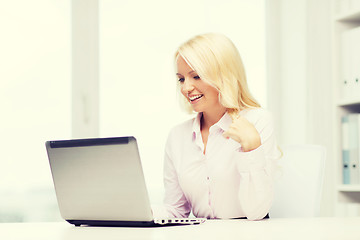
left=235, top=144, right=266, bottom=172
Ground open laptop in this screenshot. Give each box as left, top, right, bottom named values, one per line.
left=45, top=136, right=206, bottom=227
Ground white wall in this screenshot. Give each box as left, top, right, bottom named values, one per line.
left=0, top=1, right=71, bottom=190
left=266, top=0, right=334, bottom=216
left=99, top=0, right=267, bottom=203
left=0, top=0, right=70, bottom=222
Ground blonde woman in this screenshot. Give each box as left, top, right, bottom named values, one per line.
left=162, top=33, right=281, bottom=220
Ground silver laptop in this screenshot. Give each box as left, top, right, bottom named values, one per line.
left=45, top=136, right=206, bottom=227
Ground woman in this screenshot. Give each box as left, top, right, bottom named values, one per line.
left=162, top=33, right=281, bottom=220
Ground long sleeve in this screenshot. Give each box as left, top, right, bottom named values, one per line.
left=235, top=110, right=280, bottom=220
left=162, top=130, right=192, bottom=218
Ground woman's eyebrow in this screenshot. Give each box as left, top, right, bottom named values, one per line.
left=176, top=71, right=196, bottom=76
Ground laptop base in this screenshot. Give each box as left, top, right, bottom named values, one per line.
left=67, top=219, right=161, bottom=227
left=67, top=219, right=192, bottom=227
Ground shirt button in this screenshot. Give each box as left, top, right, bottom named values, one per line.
left=207, top=177, right=210, bottom=180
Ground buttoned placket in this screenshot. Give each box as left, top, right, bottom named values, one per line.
left=192, top=113, right=231, bottom=219
left=193, top=128, right=214, bottom=217
left=202, top=127, right=220, bottom=217
left=207, top=127, right=219, bottom=196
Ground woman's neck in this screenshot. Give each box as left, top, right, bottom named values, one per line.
left=201, top=109, right=227, bottom=131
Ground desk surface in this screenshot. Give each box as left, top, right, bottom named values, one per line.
left=0, top=218, right=360, bottom=240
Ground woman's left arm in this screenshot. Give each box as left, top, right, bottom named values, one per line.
left=223, top=110, right=281, bottom=220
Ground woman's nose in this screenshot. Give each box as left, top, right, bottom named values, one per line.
left=182, top=78, right=194, bottom=93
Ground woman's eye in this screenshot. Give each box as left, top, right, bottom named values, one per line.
left=178, top=78, right=185, bottom=83
left=193, top=75, right=200, bottom=80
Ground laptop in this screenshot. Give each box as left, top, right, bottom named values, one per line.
left=45, top=136, right=206, bottom=227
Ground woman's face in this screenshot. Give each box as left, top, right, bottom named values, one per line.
left=176, top=56, right=222, bottom=114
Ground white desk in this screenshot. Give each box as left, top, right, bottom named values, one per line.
left=0, top=218, right=359, bottom=240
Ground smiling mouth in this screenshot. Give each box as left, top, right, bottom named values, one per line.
left=188, top=94, right=203, bottom=102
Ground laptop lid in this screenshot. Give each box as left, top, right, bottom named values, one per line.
left=46, top=136, right=154, bottom=223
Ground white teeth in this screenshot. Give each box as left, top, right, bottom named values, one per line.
left=188, top=94, right=203, bottom=101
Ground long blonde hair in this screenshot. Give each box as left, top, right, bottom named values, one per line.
left=175, top=33, right=260, bottom=118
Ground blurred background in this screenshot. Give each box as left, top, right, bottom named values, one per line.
left=1, top=0, right=356, bottom=222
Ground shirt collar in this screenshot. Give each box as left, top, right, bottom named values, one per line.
left=192, top=113, right=202, bottom=141
left=215, top=111, right=233, bottom=132
left=192, top=111, right=233, bottom=138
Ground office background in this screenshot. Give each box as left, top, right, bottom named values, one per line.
left=0, top=0, right=351, bottom=222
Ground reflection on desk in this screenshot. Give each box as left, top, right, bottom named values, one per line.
left=0, top=218, right=360, bottom=240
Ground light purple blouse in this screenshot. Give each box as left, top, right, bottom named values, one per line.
left=160, top=108, right=281, bottom=220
